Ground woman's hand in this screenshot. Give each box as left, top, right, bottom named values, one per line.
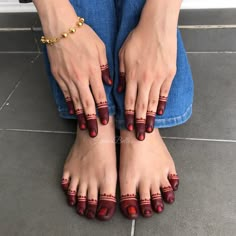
left=118, top=0, right=181, bottom=141
left=34, top=0, right=112, bottom=138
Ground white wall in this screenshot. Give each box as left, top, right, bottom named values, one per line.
left=1, top=0, right=236, bottom=12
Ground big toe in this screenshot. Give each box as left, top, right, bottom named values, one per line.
left=120, top=194, right=139, bottom=219
left=97, top=194, right=116, bottom=221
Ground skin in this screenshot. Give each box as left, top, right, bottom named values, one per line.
left=33, top=0, right=182, bottom=220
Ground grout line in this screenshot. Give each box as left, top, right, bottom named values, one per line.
left=0, top=80, right=22, bottom=112
left=0, top=129, right=236, bottom=143
left=187, top=51, right=236, bottom=54
left=162, top=136, right=236, bottom=143
left=0, top=128, right=76, bottom=135
left=0, top=27, right=32, bottom=31
left=179, top=25, right=236, bottom=29
left=131, top=220, right=135, bottom=236
left=0, top=51, right=42, bottom=54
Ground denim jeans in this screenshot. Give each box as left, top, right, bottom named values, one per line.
left=43, top=0, right=194, bottom=129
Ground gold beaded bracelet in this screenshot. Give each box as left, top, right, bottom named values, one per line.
left=41, top=17, right=85, bottom=46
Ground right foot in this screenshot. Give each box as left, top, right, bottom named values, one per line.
left=61, top=117, right=117, bottom=221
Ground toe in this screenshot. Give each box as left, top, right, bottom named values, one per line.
left=168, top=173, right=180, bottom=191
left=120, top=194, right=139, bottom=219
left=85, top=185, right=98, bottom=219
left=61, top=173, right=70, bottom=192
left=139, top=184, right=153, bottom=218
left=67, top=178, right=78, bottom=206
left=161, top=179, right=175, bottom=204
left=97, top=193, right=116, bottom=221
left=151, top=184, right=164, bottom=213
left=76, top=183, right=87, bottom=216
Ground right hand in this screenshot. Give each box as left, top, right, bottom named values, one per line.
left=38, top=2, right=112, bottom=138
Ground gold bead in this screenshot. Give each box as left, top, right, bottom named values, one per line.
left=69, top=28, right=76, bottom=33
left=62, top=33, right=68, bottom=38
left=79, top=18, right=85, bottom=24
left=77, top=22, right=83, bottom=27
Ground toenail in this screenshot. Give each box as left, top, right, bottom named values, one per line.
left=77, top=208, right=85, bottom=215
left=128, top=206, right=137, bottom=216
left=144, top=209, right=152, bottom=216
left=87, top=210, right=95, bottom=219
left=69, top=200, right=75, bottom=206
left=98, top=208, right=108, bottom=216
left=128, top=124, right=133, bottom=131
left=157, top=206, right=163, bottom=213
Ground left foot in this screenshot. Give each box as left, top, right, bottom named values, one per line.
left=119, top=128, right=179, bottom=219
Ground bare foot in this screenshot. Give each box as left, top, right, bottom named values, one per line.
left=119, top=129, right=179, bottom=219
left=61, top=117, right=117, bottom=221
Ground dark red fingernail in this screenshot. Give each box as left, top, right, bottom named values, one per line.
left=146, top=111, right=155, bottom=133
left=90, top=130, right=97, bottom=137
left=97, top=101, right=109, bottom=126
left=80, top=124, right=86, bottom=130
left=128, top=124, right=133, bottom=131
left=76, top=109, right=87, bottom=130
left=86, top=114, right=98, bottom=138
left=136, top=118, right=146, bottom=141
left=117, top=85, right=123, bottom=93
left=101, top=65, right=112, bottom=86
left=66, top=98, right=75, bottom=115
left=146, top=126, right=153, bottom=132
left=157, top=96, right=168, bottom=116
left=125, top=110, right=135, bottom=131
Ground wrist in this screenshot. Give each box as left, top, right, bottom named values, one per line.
left=33, top=0, right=78, bottom=36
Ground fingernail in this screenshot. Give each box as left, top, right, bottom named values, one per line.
left=117, top=85, right=123, bottom=93
left=108, top=79, right=113, bottom=85
left=102, top=119, right=108, bottom=125
left=128, top=124, right=133, bottom=131
left=137, top=133, right=145, bottom=141
left=128, top=206, right=137, bottom=216
left=80, top=123, right=86, bottom=130
left=157, top=109, right=163, bottom=115
left=146, top=126, right=153, bottom=133
left=89, top=130, right=97, bottom=138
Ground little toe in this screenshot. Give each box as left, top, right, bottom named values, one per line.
left=139, top=185, right=153, bottom=218
left=161, top=179, right=175, bottom=204
left=168, top=173, right=180, bottom=191
left=67, top=178, right=78, bottom=206
left=85, top=186, right=98, bottom=219
left=61, top=173, right=70, bottom=192
left=120, top=194, right=139, bottom=219
left=97, top=193, right=116, bottom=221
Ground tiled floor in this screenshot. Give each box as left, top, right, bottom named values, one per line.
left=0, top=11, right=236, bottom=236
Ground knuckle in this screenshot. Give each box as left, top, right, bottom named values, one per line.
left=51, top=66, right=58, bottom=77
left=82, top=98, right=94, bottom=110
left=149, top=98, right=158, bottom=106
left=167, top=66, right=177, bottom=78
left=136, top=102, right=146, bottom=112
left=125, top=97, right=135, bottom=107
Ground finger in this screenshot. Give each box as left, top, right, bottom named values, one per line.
left=146, top=83, right=160, bottom=133
left=135, top=83, right=151, bottom=141
left=56, top=78, right=75, bottom=115
left=79, top=83, right=98, bottom=138
left=157, top=79, right=172, bottom=116
left=89, top=72, right=109, bottom=125
left=97, top=42, right=112, bottom=85
left=124, top=79, right=137, bottom=131
left=118, top=54, right=126, bottom=93
left=74, top=93, right=87, bottom=130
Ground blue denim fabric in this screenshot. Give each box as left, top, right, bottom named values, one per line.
left=43, top=0, right=194, bottom=129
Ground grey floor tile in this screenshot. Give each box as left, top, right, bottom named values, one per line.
left=0, top=13, right=40, bottom=28
left=0, top=54, right=36, bottom=106
left=0, top=31, right=38, bottom=52
left=179, top=9, right=236, bottom=25
left=180, top=28, right=236, bottom=52
left=0, top=55, right=76, bottom=132
left=0, top=131, right=131, bottom=236
left=135, top=139, right=236, bottom=236
left=161, top=54, right=236, bottom=140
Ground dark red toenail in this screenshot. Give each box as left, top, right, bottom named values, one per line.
left=98, top=208, right=108, bottom=216
left=87, top=210, right=95, bottom=219
left=77, top=208, right=85, bottom=215
left=144, top=209, right=152, bottom=215
left=69, top=200, right=75, bottom=206
left=157, top=206, right=163, bottom=213
left=128, top=206, right=137, bottom=215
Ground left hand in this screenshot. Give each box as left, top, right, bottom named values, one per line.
left=118, top=15, right=177, bottom=141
